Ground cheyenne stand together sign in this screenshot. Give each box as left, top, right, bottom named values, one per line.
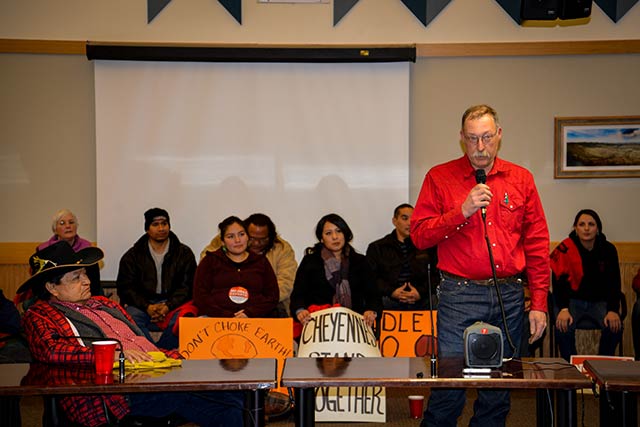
left=298, top=306, right=385, bottom=423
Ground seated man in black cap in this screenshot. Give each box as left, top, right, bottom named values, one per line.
left=19, top=241, right=243, bottom=427
left=117, top=208, right=197, bottom=349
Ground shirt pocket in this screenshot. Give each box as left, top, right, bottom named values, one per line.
left=498, top=193, right=525, bottom=234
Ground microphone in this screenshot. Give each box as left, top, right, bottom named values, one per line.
left=52, top=333, right=125, bottom=381
left=475, top=169, right=487, bottom=219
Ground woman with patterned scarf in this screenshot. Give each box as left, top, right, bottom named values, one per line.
left=290, top=213, right=382, bottom=335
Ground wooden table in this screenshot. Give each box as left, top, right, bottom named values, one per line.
left=583, top=359, right=640, bottom=427
left=0, top=358, right=277, bottom=427
left=281, top=357, right=591, bottom=427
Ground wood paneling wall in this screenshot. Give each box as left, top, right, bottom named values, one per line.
left=2, top=39, right=640, bottom=57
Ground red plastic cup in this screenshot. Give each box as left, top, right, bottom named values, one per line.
left=93, top=340, right=117, bottom=375
left=408, top=395, right=424, bottom=419
left=94, top=373, right=114, bottom=385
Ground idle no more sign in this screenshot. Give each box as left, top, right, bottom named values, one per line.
left=297, top=306, right=385, bottom=423
left=379, top=310, right=438, bottom=357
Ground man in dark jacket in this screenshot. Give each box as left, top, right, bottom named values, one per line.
left=117, top=208, right=196, bottom=349
left=366, top=204, right=438, bottom=311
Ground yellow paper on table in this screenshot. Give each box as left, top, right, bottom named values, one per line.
left=113, top=351, right=182, bottom=372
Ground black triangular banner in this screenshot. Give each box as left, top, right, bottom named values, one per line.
left=219, top=0, right=242, bottom=24
left=595, top=0, right=639, bottom=22
left=401, top=0, right=427, bottom=25
left=400, top=0, right=451, bottom=26
left=148, top=0, right=172, bottom=24
left=334, top=0, right=360, bottom=26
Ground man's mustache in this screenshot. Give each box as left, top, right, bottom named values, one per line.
left=473, top=152, right=490, bottom=159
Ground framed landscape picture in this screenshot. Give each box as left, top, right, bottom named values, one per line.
left=554, top=116, right=640, bottom=178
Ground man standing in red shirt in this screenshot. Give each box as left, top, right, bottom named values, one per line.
left=411, top=104, right=550, bottom=427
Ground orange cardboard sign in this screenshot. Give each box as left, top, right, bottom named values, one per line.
left=179, top=317, right=293, bottom=359
left=178, top=317, right=293, bottom=391
left=379, top=310, right=437, bottom=357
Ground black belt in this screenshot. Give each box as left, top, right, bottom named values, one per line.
left=441, top=271, right=524, bottom=286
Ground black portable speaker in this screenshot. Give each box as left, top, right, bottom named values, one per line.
left=495, top=0, right=559, bottom=23
left=464, top=322, right=503, bottom=368
left=559, top=0, right=593, bottom=19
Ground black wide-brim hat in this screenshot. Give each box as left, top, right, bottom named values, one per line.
left=17, top=240, right=104, bottom=294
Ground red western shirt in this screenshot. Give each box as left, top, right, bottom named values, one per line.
left=411, top=156, right=550, bottom=312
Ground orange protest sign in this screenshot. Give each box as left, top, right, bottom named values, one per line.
left=379, top=310, right=437, bottom=357
left=179, top=317, right=293, bottom=359
left=178, top=317, right=293, bottom=392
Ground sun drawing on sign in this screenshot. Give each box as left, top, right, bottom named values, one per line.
left=210, top=333, right=258, bottom=358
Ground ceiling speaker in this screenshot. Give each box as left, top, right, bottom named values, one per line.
left=559, top=0, right=593, bottom=19
left=522, top=0, right=560, bottom=19
left=495, top=0, right=559, bottom=23
left=464, top=322, right=503, bottom=368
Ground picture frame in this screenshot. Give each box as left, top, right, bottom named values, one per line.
left=554, top=116, right=640, bottom=179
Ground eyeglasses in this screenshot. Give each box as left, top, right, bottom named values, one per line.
left=248, top=237, right=269, bottom=244
left=464, top=132, right=498, bottom=145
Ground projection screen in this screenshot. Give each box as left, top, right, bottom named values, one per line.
left=95, top=60, right=409, bottom=279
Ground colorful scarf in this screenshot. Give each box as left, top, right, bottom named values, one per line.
left=321, top=246, right=352, bottom=309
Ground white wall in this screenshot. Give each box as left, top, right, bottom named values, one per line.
left=410, top=54, right=640, bottom=243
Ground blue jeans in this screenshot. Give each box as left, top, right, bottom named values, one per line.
left=126, top=305, right=180, bottom=350
left=422, top=277, right=524, bottom=427
left=128, top=391, right=243, bottom=427
left=554, top=299, right=622, bottom=361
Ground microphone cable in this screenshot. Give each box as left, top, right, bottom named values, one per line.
left=475, top=168, right=517, bottom=357
left=478, top=205, right=517, bottom=357
left=427, top=263, right=437, bottom=378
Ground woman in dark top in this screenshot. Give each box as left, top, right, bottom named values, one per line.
left=194, top=216, right=279, bottom=318
left=289, top=213, right=381, bottom=329
left=550, top=209, right=622, bottom=360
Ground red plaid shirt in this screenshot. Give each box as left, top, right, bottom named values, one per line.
left=22, top=296, right=180, bottom=427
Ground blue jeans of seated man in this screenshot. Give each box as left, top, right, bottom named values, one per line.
left=554, top=299, right=622, bottom=361
left=421, top=277, right=524, bottom=427
left=126, top=305, right=180, bottom=350
left=128, top=390, right=243, bottom=427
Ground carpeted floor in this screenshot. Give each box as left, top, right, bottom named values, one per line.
left=17, top=387, right=626, bottom=426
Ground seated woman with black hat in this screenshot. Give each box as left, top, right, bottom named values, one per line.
left=19, top=241, right=242, bottom=427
